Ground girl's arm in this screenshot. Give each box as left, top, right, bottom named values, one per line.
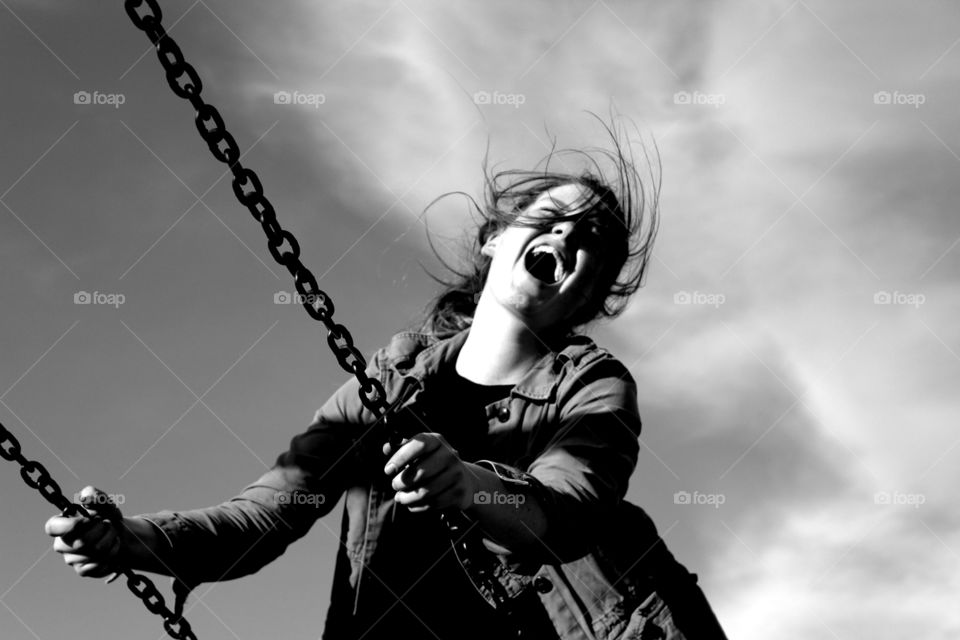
left=48, top=368, right=379, bottom=584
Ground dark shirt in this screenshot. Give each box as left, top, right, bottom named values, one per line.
left=348, top=371, right=516, bottom=639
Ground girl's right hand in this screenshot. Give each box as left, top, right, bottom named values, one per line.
left=44, top=486, right=125, bottom=579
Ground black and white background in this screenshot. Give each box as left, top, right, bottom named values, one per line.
left=1, top=1, right=957, bottom=638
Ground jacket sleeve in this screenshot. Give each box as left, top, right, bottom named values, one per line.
left=526, top=353, right=642, bottom=561
left=135, top=356, right=383, bottom=586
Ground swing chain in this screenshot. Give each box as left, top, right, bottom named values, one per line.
left=123, top=0, right=523, bottom=630
left=0, top=422, right=198, bottom=639
left=124, top=0, right=391, bottom=421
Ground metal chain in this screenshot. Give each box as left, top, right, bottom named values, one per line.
left=122, top=0, right=392, bottom=422
left=0, top=422, right=198, bottom=640
left=122, top=0, right=525, bottom=632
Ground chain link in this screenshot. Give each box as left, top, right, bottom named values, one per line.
left=0, top=422, right=197, bottom=639
left=126, top=0, right=391, bottom=418
left=123, top=0, right=519, bottom=629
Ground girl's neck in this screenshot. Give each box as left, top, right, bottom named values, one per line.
left=456, top=297, right=548, bottom=385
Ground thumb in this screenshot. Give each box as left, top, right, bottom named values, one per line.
left=76, top=486, right=123, bottom=521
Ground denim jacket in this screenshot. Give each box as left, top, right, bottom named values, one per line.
left=138, top=329, right=724, bottom=639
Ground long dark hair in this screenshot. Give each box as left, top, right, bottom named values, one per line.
left=420, top=115, right=660, bottom=340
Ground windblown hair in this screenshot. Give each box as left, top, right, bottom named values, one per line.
left=420, top=114, right=660, bottom=341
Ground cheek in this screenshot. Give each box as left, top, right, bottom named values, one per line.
left=576, top=257, right=606, bottom=299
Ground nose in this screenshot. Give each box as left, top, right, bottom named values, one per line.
left=551, top=219, right=577, bottom=239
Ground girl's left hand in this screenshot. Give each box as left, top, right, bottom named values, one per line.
left=383, top=433, right=478, bottom=512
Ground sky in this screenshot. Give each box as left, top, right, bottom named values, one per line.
left=1, top=1, right=958, bottom=638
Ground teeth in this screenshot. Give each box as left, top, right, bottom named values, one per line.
left=531, top=245, right=566, bottom=283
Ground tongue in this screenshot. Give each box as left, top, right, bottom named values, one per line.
left=525, top=251, right=559, bottom=284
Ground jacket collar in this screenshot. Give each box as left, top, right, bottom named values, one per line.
left=387, top=328, right=596, bottom=402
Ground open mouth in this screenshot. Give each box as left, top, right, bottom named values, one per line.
left=523, top=245, right=567, bottom=285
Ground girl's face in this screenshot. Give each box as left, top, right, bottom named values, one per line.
left=480, top=183, right=609, bottom=332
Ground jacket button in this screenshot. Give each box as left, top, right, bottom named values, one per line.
left=497, top=406, right=511, bottom=423
left=533, top=575, right=553, bottom=593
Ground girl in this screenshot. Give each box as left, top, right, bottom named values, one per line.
left=45, top=121, right=725, bottom=639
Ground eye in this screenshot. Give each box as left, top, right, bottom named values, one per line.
left=578, top=222, right=604, bottom=242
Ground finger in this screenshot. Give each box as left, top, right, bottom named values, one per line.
left=53, top=520, right=112, bottom=556
left=400, top=476, right=459, bottom=512
left=74, top=519, right=112, bottom=549
left=47, top=517, right=95, bottom=544
left=394, top=486, right=427, bottom=507
left=409, top=474, right=465, bottom=512
left=53, top=536, right=84, bottom=554
left=54, top=529, right=114, bottom=557
left=78, top=487, right=122, bottom=520
left=45, top=515, right=87, bottom=538
left=62, top=552, right=92, bottom=567
left=76, top=485, right=97, bottom=504
left=91, top=525, right=119, bottom=557
left=391, top=451, right=450, bottom=491
left=76, top=562, right=114, bottom=579
left=395, top=467, right=459, bottom=507
left=382, top=434, right=415, bottom=456
left=384, top=434, right=441, bottom=475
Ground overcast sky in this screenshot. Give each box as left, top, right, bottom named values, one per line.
left=1, top=1, right=958, bottom=639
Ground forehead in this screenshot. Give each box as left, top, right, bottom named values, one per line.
left=529, top=183, right=591, bottom=212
